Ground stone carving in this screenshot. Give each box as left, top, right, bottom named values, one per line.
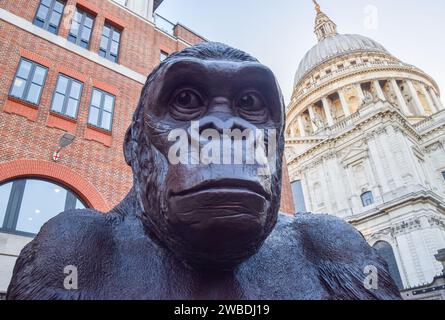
left=7, top=42, right=400, bottom=300
left=312, top=111, right=325, bottom=130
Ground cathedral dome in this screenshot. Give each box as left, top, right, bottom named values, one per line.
left=294, top=33, right=390, bottom=86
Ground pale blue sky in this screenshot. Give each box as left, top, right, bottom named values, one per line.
left=157, top=0, right=445, bottom=105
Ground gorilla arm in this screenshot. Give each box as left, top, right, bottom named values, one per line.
left=6, top=209, right=113, bottom=300
left=295, top=213, right=402, bottom=300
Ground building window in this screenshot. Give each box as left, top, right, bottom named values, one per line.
left=350, top=60, right=357, bottom=66
left=0, top=178, right=87, bottom=236
left=51, top=74, right=83, bottom=118
left=160, top=50, right=169, bottom=62
left=88, top=89, right=115, bottom=131
left=325, top=69, right=331, bottom=75
left=9, top=58, right=48, bottom=105
left=361, top=191, right=374, bottom=207
left=99, top=23, right=122, bottom=62
left=33, top=0, right=65, bottom=34
left=291, top=180, right=307, bottom=213
left=373, top=241, right=404, bottom=289
left=337, top=64, right=344, bottom=69
left=68, top=8, right=95, bottom=49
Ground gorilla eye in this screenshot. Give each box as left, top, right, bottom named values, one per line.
left=170, top=88, right=206, bottom=121
left=235, top=91, right=269, bottom=123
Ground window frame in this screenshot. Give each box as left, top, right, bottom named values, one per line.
left=9, top=58, right=48, bottom=106
left=99, top=23, right=122, bottom=63
left=87, top=88, right=116, bottom=132
left=361, top=191, right=374, bottom=207
left=68, top=8, right=95, bottom=49
left=33, top=0, right=66, bottom=35
left=50, top=74, right=84, bottom=119
left=0, top=178, right=87, bottom=237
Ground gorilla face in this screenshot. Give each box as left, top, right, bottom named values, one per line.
left=125, top=45, right=285, bottom=271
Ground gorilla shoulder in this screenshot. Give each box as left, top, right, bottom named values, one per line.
left=274, top=213, right=373, bottom=263
left=274, top=213, right=401, bottom=299
left=7, top=209, right=113, bottom=300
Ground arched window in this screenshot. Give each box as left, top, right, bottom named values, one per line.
left=0, top=178, right=87, bottom=236
left=373, top=241, right=404, bottom=289
left=361, top=191, right=374, bottom=207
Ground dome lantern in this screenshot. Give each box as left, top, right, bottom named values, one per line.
left=313, top=0, right=338, bottom=42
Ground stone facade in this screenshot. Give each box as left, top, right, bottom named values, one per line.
left=286, top=4, right=445, bottom=296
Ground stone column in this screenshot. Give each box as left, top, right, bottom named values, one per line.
left=297, top=115, right=306, bottom=137
left=429, top=88, right=444, bottom=111
left=390, top=79, right=411, bottom=115
left=406, top=80, right=426, bottom=115
left=307, top=106, right=319, bottom=132
left=356, top=83, right=365, bottom=103
left=372, top=80, right=386, bottom=101
left=338, top=89, right=351, bottom=117
left=420, top=84, right=437, bottom=113
left=321, top=97, right=334, bottom=126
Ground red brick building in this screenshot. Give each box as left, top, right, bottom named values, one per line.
left=0, top=0, right=294, bottom=296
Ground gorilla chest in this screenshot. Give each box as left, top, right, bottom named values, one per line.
left=92, top=246, right=328, bottom=300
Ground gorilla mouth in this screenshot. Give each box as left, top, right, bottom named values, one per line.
left=170, top=179, right=270, bottom=201
left=168, top=179, right=270, bottom=221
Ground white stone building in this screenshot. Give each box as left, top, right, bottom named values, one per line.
left=285, top=3, right=445, bottom=292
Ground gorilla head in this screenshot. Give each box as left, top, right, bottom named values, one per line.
left=124, top=42, right=285, bottom=271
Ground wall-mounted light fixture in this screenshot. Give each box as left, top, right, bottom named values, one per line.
left=52, top=133, right=76, bottom=162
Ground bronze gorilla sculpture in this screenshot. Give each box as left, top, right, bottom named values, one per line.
left=7, top=42, right=400, bottom=300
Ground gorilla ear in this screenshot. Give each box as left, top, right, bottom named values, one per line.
left=124, top=126, right=134, bottom=166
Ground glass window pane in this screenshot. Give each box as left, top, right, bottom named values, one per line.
left=0, top=182, right=13, bottom=227
left=41, top=0, right=52, bottom=7
left=74, top=11, right=82, bottom=22
left=48, top=24, right=57, bottom=34
left=70, top=21, right=80, bottom=34
left=54, top=1, right=64, bottom=13
left=17, top=60, right=32, bottom=79
left=66, top=98, right=79, bottom=118
left=70, top=81, right=82, bottom=99
left=84, top=16, right=93, bottom=28
left=36, top=6, right=49, bottom=20
left=56, top=75, right=69, bottom=93
left=51, top=92, right=65, bottom=113
left=76, top=199, right=86, bottom=209
left=88, top=106, right=100, bottom=125
left=81, top=27, right=91, bottom=41
left=103, top=94, right=114, bottom=112
left=101, top=111, right=112, bottom=130
left=32, top=66, right=47, bottom=85
left=110, top=41, right=119, bottom=55
left=10, top=78, right=26, bottom=98
left=99, top=49, right=106, bottom=57
left=100, top=36, right=109, bottom=50
left=91, top=90, right=102, bottom=107
left=49, top=12, right=61, bottom=27
left=68, top=34, right=77, bottom=43
left=26, top=83, right=43, bottom=104
left=15, top=180, right=68, bottom=234
left=103, top=25, right=111, bottom=37
left=112, top=30, right=121, bottom=42
left=34, top=18, right=45, bottom=28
